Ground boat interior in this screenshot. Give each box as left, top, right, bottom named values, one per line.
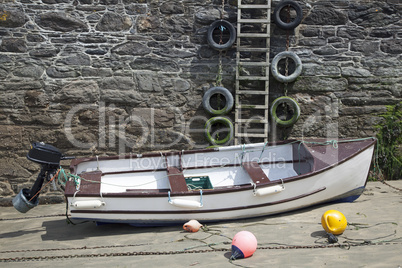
left=66, top=142, right=315, bottom=196
left=65, top=138, right=375, bottom=196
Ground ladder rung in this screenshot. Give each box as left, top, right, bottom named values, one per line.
left=238, top=61, right=269, bottom=66
left=239, top=5, right=270, bottom=9
left=236, top=104, right=268, bottom=109
left=236, top=90, right=268, bottom=95
left=238, top=47, right=270, bottom=52
left=236, top=119, right=268, bottom=123
left=235, top=133, right=268, bottom=138
left=238, top=33, right=270, bottom=38
left=238, top=19, right=269, bottom=23
left=237, top=76, right=269, bottom=81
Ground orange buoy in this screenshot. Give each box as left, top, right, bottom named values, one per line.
left=183, top=220, right=203, bottom=232
left=321, top=210, right=347, bottom=235
left=231, top=231, right=257, bottom=259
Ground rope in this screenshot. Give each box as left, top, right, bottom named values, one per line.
left=57, top=167, right=81, bottom=187
left=258, top=141, right=268, bottom=163
left=28, top=169, right=60, bottom=202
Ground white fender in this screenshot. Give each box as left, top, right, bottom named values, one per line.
left=254, top=185, right=284, bottom=196
left=169, top=199, right=203, bottom=209
left=71, top=200, right=105, bottom=209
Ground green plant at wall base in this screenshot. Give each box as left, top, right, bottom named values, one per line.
left=375, top=102, right=402, bottom=180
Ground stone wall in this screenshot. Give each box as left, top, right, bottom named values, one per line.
left=0, top=0, right=400, bottom=205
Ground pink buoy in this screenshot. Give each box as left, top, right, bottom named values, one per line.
left=183, top=219, right=203, bottom=232
left=231, top=231, right=257, bottom=259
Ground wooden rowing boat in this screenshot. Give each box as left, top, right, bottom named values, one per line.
left=61, top=138, right=376, bottom=226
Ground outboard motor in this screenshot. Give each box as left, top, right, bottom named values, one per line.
left=13, top=142, right=72, bottom=213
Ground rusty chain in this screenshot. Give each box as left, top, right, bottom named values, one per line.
left=1, top=240, right=401, bottom=262
left=0, top=214, right=66, bottom=221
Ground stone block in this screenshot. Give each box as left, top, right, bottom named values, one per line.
left=35, top=12, right=88, bottom=32
left=57, top=53, right=91, bottom=66
left=0, top=126, right=30, bottom=152
left=303, top=7, right=348, bottom=25
left=313, top=45, right=338, bottom=56
left=302, top=63, right=341, bottom=77
left=54, top=80, right=99, bottom=103
left=194, top=7, right=221, bottom=25
left=99, top=77, right=136, bottom=91
left=131, top=57, right=180, bottom=72
left=112, top=41, right=152, bottom=56
left=341, top=67, right=372, bottom=77
left=24, top=90, right=49, bottom=107
left=293, top=77, right=348, bottom=93
left=0, top=5, right=26, bottom=28
left=350, top=40, right=380, bottom=56
left=46, top=66, right=80, bottom=78
left=29, top=47, right=60, bottom=57
left=136, top=15, right=160, bottom=32
left=349, top=2, right=400, bottom=27
left=136, top=73, right=162, bottom=92
left=0, top=181, right=13, bottom=197
left=13, top=64, right=45, bottom=79
left=100, top=89, right=143, bottom=104
left=160, top=2, right=184, bottom=14
left=380, top=39, right=402, bottom=54
left=96, top=12, right=132, bottom=32
left=0, top=38, right=26, bottom=53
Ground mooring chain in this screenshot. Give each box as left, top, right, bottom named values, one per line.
left=215, top=0, right=225, bottom=87
left=0, top=243, right=151, bottom=254
left=1, top=241, right=401, bottom=262
left=0, top=214, right=67, bottom=221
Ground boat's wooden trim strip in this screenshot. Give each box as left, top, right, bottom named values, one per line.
left=70, top=187, right=326, bottom=215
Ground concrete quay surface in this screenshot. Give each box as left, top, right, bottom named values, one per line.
left=0, top=181, right=401, bottom=268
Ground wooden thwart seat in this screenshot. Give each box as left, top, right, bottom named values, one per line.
left=167, top=166, right=188, bottom=192
left=243, top=161, right=270, bottom=184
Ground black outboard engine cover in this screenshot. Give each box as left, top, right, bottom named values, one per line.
left=27, top=142, right=62, bottom=167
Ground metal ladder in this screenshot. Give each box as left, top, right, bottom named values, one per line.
left=235, top=0, right=271, bottom=145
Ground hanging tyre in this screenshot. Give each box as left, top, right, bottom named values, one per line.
left=271, top=51, right=302, bottom=83
left=273, top=0, right=303, bottom=30
left=270, top=96, right=300, bottom=127
left=202, top=86, right=234, bottom=115
left=204, top=116, right=234, bottom=145
left=207, top=20, right=236, bottom=51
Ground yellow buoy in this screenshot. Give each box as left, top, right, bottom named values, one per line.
left=321, top=210, right=347, bottom=235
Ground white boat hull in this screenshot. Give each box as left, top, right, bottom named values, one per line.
left=66, top=139, right=375, bottom=226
